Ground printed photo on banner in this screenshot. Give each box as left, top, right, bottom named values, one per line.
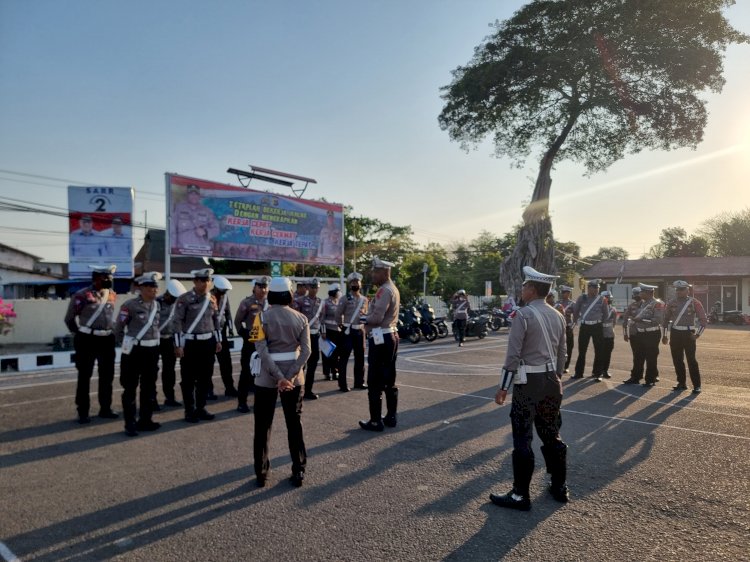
left=68, top=186, right=134, bottom=278
left=167, top=174, right=344, bottom=266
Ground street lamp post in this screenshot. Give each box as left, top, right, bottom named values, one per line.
left=422, top=263, right=428, bottom=298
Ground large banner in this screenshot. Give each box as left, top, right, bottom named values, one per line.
left=68, top=186, right=134, bottom=278
left=167, top=174, right=344, bottom=266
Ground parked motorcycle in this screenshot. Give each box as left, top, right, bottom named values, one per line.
left=454, top=310, right=490, bottom=340
left=416, top=302, right=439, bottom=341
left=709, top=302, right=746, bottom=325
left=398, top=306, right=422, bottom=343
left=489, top=307, right=511, bottom=331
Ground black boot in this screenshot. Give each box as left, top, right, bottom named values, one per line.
left=490, top=450, right=534, bottom=510
left=542, top=443, right=569, bottom=503
left=383, top=387, right=398, bottom=427
left=359, top=394, right=384, bottom=431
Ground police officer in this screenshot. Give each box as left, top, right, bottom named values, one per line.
left=627, top=283, right=665, bottom=387
left=295, top=279, right=308, bottom=300
left=557, top=286, right=575, bottom=373
left=234, top=276, right=270, bottom=413
left=64, top=264, right=119, bottom=424
left=115, top=272, right=163, bottom=437
left=253, top=277, right=312, bottom=488
left=359, top=257, right=400, bottom=432
left=571, top=279, right=609, bottom=379
left=622, top=287, right=643, bottom=384
left=293, top=277, right=324, bottom=399
left=491, top=266, right=568, bottom=510
left=173, top=268, right=221, bottom=422
left=336, top=272, right=369, bottom=392
left=599, top=291, right=617, bottom=381
left=209, top=275, right=238, bottom=399
left=170, top=184, right=220, bottom=252
left=156, top=279, right=187, bottom=407
left=662, top=280, right=708, bottom=394
left=320, top=283, right=342, bottom=385
left=450, top=290, right=472, bottom=347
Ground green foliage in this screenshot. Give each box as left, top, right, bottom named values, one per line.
left=647, top=227, right=709, bottom=258
left=344, top=212, right=417, bottom=276
left=700, top=208, right=750, bottom=256
left=396, top=253, right=440, bottom=304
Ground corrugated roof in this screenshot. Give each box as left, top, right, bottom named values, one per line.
left=584, top=257, right=750, bottom=279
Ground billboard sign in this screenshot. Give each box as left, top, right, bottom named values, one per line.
left=68, top=186, right=134, bottom=278
left=167, top=174, right=344, bottom=266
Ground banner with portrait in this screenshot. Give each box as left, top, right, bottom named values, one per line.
left=167, top=174, right=344, bottom=266
left=68, top=186, right=134, bottom=278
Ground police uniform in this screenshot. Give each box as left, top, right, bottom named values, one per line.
left=359, top=258, right=400, bottom=432
left=234, top=276, right=270, bottom=411
left=64, top=264, right=119, bottom=423
left=621, top=287, right=643, bottom=383
left=571, top=279, right=609, bottom=379
left=336, top=272, right=369, bottom=391
left=173, top=268, right=221, bottom=422
left=629, top=283, right=665, bottom=386
left=293, top=278, right=324, bottom=398
left=599, top=292, right=616, bottom=380
left=170, top=184, right=220, bottom=251
left=114, top=272, right=162, bottom=436
left=451, top=291, right=471, bottom=346
left=209, top=276, right=238, bottom=398
left=491, top=267, right=568, bottom=510
left=320, top=285, right=342, bottom=380
left=253, top=277, right=312, bottom=487
left=662, top=280, right=708, bottom=393
left=156, top=279, right=187, bottom=407
left=557, top=286, right=575, bottom=372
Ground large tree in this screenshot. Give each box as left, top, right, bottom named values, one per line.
left=646, top=227, right=709, bottom=258
left=439, top=0, right=747, bottom=297
left=700, top=208, right=750, bottom=256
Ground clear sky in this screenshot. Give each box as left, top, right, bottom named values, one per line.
left=1, top=0, right=749, bottom=264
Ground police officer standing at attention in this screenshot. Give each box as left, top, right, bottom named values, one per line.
left=491, top=266, right=569, bottom=510
left=320, top=283, right=342, bottom=385
left=622, top=287, right=643, bottom=384
left=598, top=291, right=617, bottom=381
left=234, top=276, right=270, bottom=413
left=115, top=272, right=163, bottom=437
left=571, top=279, right=609, bottom=379
left=359, top=257, right=400, bottom=432
left=295, top=279, right=308, bottom=300
left=64, top=264, right=119, bottom=424
left=450, top=290, right=472, bottom=347
left=253, top=277, right=311, bottom=488
left=173, top=268, right=221, bottom=422
left=626, top=283, right=665, bottom=387
left=293, top=277, right=324, bottom=399
left=557, top=286, right=575, bottom=373
left=662, top=280, right=708, bottom=394
left=209, top=275, right=239, bottom=399
left=336, top=272, right=369, bottom=392
left=156, top=279, right=187, bottom=407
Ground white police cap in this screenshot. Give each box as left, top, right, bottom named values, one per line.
left=632, top=287, right=642, bottom=295
left=136, top=271, right=162, bottom=286
left=347, top=272, right=363, bottom=282
left=457, top=289, right=466, bottom=295
left=548, top=289, right=558, bottom=300
left=522, top=266, right=559, bottom=284
left=308, top=277, right=321, bottom=288
left=253, top=276, right=271, bottom=287
left=190, top=268, right=214, bottom=279
left=269, top=277, right=293, bottom=293
left=167, top=279, right=187, bottom=297
left=601, top=290, right=611, bottom=298
left=371, top=257, right=394, bottom=269
left=559, top=285, right=573, bottom=293
left=586, top=278, right=601, bottom=287
left=328, top=283, right=341, bottom=292
left=89, top=264, right=117, bottom=275
left=212, top=275, right=233, bottom=291
left=639, top=283, right=657, bottom=292
left=673, top=280, right=691, bottom=289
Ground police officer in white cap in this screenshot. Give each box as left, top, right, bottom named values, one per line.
left=662, top=280, right=708, bottom=393
left=173, top=268, right=221, bottom=422
left=319, top=282, right=343, bottom=390
left=359, top=257, right=401, bottom=432
left=557, top=286, right=575, bottom=373
left=336, top=272, right=369, bottom=391
left=450, top=289, right=472, bottom=347
left=208, top=275, right=238, bottom=399
left=234, top=276, right=271, bottom=412
left=491, top=266, right=569, bottom=510
left=293, top=277, right=324, bottom=397
left=599, top=291, right=617, bottom=380
left=253, top=276, right=311, bottom=488
left=64, top=264, right=119, bottom=423
left=156, top=279, right=187, bottom=407
left=625, top=283, right=664, bottom=387
left=571, top=278, right=609, bottom=379
left=621, top=286, right=643, bottom=383
left=115, top=272, right=163, bottom=436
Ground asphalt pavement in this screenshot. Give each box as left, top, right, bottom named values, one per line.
left=1, top=327, right=748, bottom=561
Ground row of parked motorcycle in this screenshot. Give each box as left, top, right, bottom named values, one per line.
left=397, top=303, right=513, bottom=344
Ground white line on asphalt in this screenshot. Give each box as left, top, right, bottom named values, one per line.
left=398, top=383, right=750, bottom=441
left=0, top=542, right=20, bottom=562
left=607, top=384, right=750, bottom=419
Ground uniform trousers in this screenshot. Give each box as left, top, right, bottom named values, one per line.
left=237, top=336, right=256, bottom=406
left=627, top=332, right=642, bottom=379
left=253, top=385, right=306, bottom=479
left=304, top=333, right=320, bottom=394
left=338, top=328, right=366, bottom=388
left=74, top=332, right=116, bottom=416
left=601, top=337, right=615, bottom=374
left=669, top=329, right=701, bottom=388
left=158, top=337, right=178, bottom=401
left=120, top=346, right=159, bottom=427
left=454, top=318, right=467, bottom=342
left=574, top=323, right=604, bottom=376
left=366, top=333, right=399, bottom=422
left=321, top=330, right=341, bottom=378
left=564, top=327, right=574, bottom=370
left=210, top=334, right=236, bottom=394
left=180, top=337, right=215, bottom=414
left=633, top=331, right=660, bottom=383
left=509, top=372, right=566, bottom=496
